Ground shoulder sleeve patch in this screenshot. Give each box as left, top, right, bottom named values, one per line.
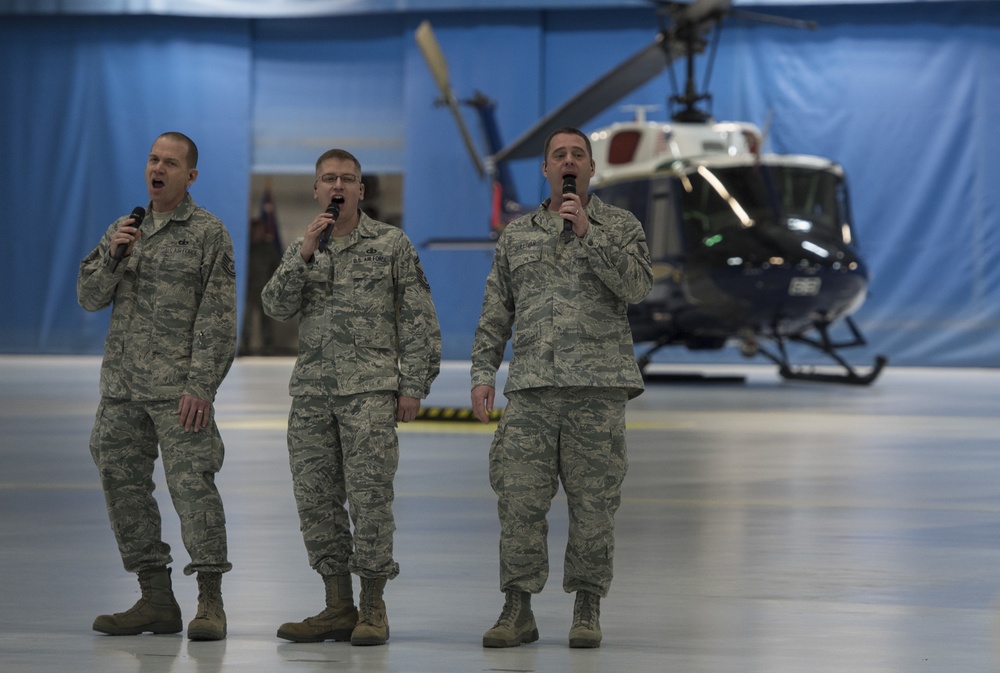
left=416, top=260, right=430, bottom=290
left=222, top=253, right=237, bottom=279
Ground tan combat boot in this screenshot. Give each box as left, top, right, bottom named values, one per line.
left=276, top=575, right=358, bottom=643
left=568, top=590, right=601, bottom=648
left=350, top=577, right=389, bottom=646
left=482, top=590, right=538, bottom=648
left=92, top=567, right=183, bottom=636
left=187, top=572, right=227, bottom=641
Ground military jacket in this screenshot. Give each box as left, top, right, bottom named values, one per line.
left=471, top=195, right=652, bottom=399
left=77, top=193, right=237, bottom=402
left=261, top=212, right=441, bottom=399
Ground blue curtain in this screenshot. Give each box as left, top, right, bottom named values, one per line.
left=0, top=16, right=252, bottom=354
left=726, top=3, right=1000, bottom=366
left=404, top=3, right=1000, bottom=366
left=252, top=17, right=406, bottom=173
left=2, top=2, right=1000, bottom=369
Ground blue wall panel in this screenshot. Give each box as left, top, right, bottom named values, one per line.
left=0, top=16, right=252, bottom=354
left=1, top=2, right=999, bottom=370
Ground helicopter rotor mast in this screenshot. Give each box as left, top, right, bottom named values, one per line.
left=492, top=0, right=730, bottom=164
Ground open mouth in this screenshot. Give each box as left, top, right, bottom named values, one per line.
left=152, top=178, right=165, bottom=188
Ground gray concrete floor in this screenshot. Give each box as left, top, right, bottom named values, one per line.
left=1, top=356, right=999, bottom=672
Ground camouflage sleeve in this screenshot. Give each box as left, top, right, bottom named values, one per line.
left=580, top=211, right=652, bottom=304
left=261, top=239, right=311, bottom=322
left=77, top=219, right=127, bottom=312
left=185, top=222, right=237, bottom=402
left=394, top=235, right=441, bottom=399
left=470, top=235, right=514, bottom=389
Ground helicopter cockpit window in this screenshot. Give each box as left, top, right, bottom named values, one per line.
left=681, top=165, right=844, bottom=245
left=608, top=131, right=642, bottom=165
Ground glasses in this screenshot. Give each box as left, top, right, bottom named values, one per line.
left=319, top=173, right=360, bottom=185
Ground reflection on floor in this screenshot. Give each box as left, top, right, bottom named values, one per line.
left=1, top=356, right=999, bottom=673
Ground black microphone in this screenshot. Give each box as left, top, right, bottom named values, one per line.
left=562, top=175, right=576, bottom=232
left=108, top=206, right=145, bottom=272
left=318, top=197, right=344, bottom=253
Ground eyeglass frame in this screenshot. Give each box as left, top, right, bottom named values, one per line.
left=318, top=173, right=360, bottom=185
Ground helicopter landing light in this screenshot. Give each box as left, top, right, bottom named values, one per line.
left=787, top=217, right=812, bottom=232
left=801, top=241, right=830, bottom=258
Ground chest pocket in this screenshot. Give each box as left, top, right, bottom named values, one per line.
left=351, top=264, right=393, bottom=317
left=352, top=263, right=390, bottom=289
left=509, top=246, right=542, bottom=270
left=508, top=247, right=545, bottom=288
left=154, top=245, right=202, bottom=282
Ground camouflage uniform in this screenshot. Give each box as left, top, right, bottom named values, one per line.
left=262, top=211, right=441, bottom=580
left=78, top=193, right=237, bottom=576
left=471, top=195, right=652, bottom=597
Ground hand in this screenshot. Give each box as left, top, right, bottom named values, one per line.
left=109, top=218, right=142, bottom=260
left=178, top=394, right=212, bottom=433
left=397, top=396, right=420, bottom=423
left=299, top=212, right=335, bottom=262
left=559, top=194, right=589, bottom=238
left=471, top=385, right=495, bottom=424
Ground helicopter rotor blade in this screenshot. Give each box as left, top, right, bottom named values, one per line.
left=415, top=20, right=486, bottom=177
left=493, top=35, right=677, bottom=164
left=494, top=0, right=732, bottom=164
left=730, top=8, right=817, bottom=31
left=657, top=0, right=731, bottom=26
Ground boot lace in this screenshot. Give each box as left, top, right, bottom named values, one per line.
left=574, top=593, right=598, bottom=629
left=493, top=593, right=521, bottom=628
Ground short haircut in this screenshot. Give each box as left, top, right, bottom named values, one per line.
left=157, top=131, right=199, bottom=168
left=543, top=127, right=592, bottom=160
left=315, top=149, right=362, bottom=176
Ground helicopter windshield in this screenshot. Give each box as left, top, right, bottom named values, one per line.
left=680, top=164, right=847, bottom=245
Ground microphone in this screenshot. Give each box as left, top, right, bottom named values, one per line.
left=109, top=206, right=145, bottom=272
left=318, top=197, right=344, bottom=253
left=562, top=175, right=576, bottom=232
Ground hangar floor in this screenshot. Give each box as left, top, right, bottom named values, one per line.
left=1, top=356, right=999, bottom=673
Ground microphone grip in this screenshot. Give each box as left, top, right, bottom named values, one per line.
left=318, top=202, right=340, bottom=253
left=562, top=176, right=576, bottom=232
left=109, top=206, right=145, bottom=272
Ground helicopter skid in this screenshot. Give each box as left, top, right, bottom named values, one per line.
left=775, top=355, right=887, bottom=386
left=754, top=316, right=887, bottom=386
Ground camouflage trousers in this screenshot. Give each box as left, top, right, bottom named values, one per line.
left=89, top=398, right=231, bottom=576
left=489, top=387, right=628, bottom=598
left=287, top=392, right=400, bottom=580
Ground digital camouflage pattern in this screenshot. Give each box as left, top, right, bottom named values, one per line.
left=286, top=392, right=400, bottom=579
left=89, top=398, right=231, bottom=575
left=78, top=193, right=238, bottom=403
left=262, top=211, right=441, bottom=399
left=471, top=195, right=651, bottom=399
left=262, top=211, right=441, bottom=581
left=490, top=387, right=628, bottom=597
left=472, top=195, right=651, bottom=598
left=78, top=193, right=237, bottom=576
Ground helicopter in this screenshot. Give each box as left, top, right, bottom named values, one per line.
left=415, top=0, right=888, bottom=385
